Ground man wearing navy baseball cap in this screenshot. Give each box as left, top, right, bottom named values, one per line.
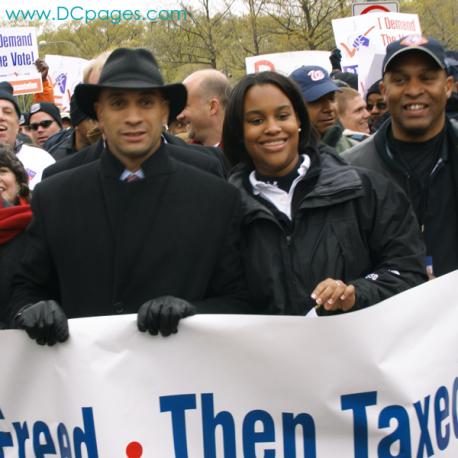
left=343, top=35, right=457, bottom=279
left=289, top=65, right=357, bottom=152
left=290, top=65, right=341, bottom=137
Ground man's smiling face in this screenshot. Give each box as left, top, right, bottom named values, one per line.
left=381, top=51, right=453, bottom=142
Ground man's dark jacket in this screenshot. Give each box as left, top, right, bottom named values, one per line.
left=229, top=147, right=426, bottom=315
left=47, top=129, right=78, bottom=161
left=9, top=144, right=247, bottom=320
left=342, top=118, right=458, bottom=277
left=42, top=134, right=225, bottom=179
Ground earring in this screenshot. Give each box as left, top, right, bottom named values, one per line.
left=298, top=128, right=302, bottom=132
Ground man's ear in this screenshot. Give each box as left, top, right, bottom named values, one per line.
left=209, top=97, right=220, bottom=116
left=445, top=75, right=454, bottom=99
left=161, top=99, right=170, bottom=125
left=94, top=102, right=103, bottom=129
left=379, top=80, right=386, bottom=97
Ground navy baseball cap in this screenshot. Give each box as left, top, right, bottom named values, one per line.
left=383, top=35, right=447, bottom=74
left=289, top=65, right=341, bottom=102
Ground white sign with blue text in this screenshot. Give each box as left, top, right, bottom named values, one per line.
left=0, top=272, right=457, bottom=457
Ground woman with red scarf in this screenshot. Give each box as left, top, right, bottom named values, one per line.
left=0, top=147, right=32, bottom=328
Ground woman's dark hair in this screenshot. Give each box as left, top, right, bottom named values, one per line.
left=0, top=145, right=30, bottom=200
left=222, top=71, right=311, bottom=167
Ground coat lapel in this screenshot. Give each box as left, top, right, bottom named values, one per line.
left=98, top=145, right=176, bottom=301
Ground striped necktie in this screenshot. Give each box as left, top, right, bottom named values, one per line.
left=125, top=173, right=141, bottom=183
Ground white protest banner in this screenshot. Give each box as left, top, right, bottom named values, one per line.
left=0, top=27, right=42, bottom=95
left=44, top=54, right=88, bottom=111
left=0, top=272, right=457, bottom=457
left=246, top=50, right=331, bottom=76
left=332, top=13, right=421, bottom=93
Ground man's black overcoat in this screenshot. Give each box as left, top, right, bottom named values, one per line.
left=10, top=143, right=247, bottom=320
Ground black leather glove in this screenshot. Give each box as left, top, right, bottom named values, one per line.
left=15, top=300, right=69, bottom=346
left=329, top=48, right=342, bottom=71
left=137, top=296, right=196, bottom=337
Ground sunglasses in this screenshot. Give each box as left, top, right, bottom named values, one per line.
left=29, top=120, right=55, bottom=131
left=367, top=102, right=387, bottom=111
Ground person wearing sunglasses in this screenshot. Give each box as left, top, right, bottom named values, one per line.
left=365, top=79, right=389, bottom=133
left=28, top=102, right=63, bottom=148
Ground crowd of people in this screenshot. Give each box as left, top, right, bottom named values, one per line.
left=0, top=33, right=457, bottom=345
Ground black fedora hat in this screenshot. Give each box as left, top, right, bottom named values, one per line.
left=74, top=48, right=187, bottom=121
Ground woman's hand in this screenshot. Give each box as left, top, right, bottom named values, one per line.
left=311, top=278, right=356, bottom=312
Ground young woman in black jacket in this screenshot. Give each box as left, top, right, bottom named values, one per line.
left=223, top=71, right=427, bottom=315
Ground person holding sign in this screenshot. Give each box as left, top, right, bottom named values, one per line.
left=223, top=71, right=426, bottom=315
left=33, top=58, right=55, bottom=104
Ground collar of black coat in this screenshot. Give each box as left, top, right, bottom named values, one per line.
left=100, top=141, right=176, bottom=179
left=374, top=117, right=457, bottom=176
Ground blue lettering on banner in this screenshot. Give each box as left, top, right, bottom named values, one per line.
left=413, top=395, right=434, bottom=456
left=341, top=377, right=458, bottom=458
left=160, top=392, right=317, bottom=457
left=1, top=378, right=457, bottom=455
left=0, top=407, right=99, bottom=457
left=341, top=391, right=378, bottom=458
left=160, top=393, right=196, bottom=458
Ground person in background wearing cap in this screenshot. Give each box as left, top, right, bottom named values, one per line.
left=28, top=102, right=63, bottom=149
left=365, top=79, right=389, bottom=133
left=9, top=47, right=248, bottom=346
left=60, top=112, right=72, bottom=130
left=0, top=82, right=55, bottom=190
left=343, top=35, right=456, bottom=279
left=289, top=65, right=353, bottom=153
left=47, top=96, right=98, bottom=161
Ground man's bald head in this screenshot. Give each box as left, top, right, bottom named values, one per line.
left=177, top=69, right=231, bottom=146
left=183, top=69, right=231, bottom=109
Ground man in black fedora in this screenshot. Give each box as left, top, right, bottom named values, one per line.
left=9, top=48, right=248, bottom=345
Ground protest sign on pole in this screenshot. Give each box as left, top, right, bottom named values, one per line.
left=1, top=271, right=457, bottom=456
left=0, top=27, right=42, bottom=95
left=44, top=54, right=88, bottom=111
left=332, top=13, right=421, bottom=94
left=246, top=50, right=331, bottom=76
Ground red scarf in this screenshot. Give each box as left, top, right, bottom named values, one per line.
left=0, top=198, right=32, bottom=244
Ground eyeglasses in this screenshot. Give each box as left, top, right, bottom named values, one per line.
left=366, top=102, right=387, bottom=111
left=29, top=120, right=55, bottom=131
